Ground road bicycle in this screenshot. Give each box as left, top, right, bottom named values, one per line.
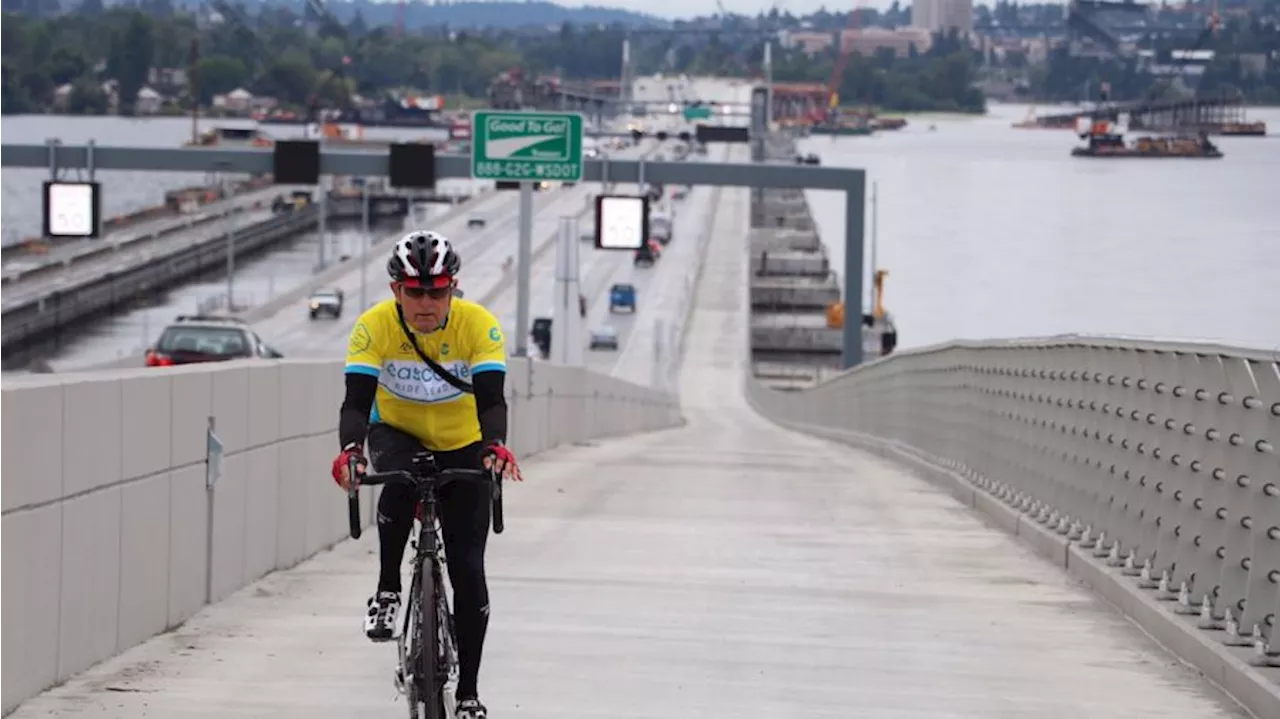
left=347, top=453, right=504, bottom=719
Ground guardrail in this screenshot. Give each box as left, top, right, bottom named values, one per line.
left=0, top=208, right=321, bottom=361
left=0, top=356, right=683, bottom=713
left=745, top=336, right=1280, bottom=719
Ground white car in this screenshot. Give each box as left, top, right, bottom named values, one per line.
left=308, top=289, right=344, bottom=319
left=589, top=326, right=619, bottom=351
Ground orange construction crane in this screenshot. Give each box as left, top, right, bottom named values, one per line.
left=810, top=0, right=869, bottom=125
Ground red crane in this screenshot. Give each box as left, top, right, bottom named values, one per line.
left=810, top=0, right=869, bottom=126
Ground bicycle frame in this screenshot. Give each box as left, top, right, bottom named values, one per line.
left=346, top=455, right=502, bottom=719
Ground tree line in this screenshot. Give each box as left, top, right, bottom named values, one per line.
left=2, top=4, right=986, bottom=116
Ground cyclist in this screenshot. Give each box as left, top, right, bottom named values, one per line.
left=331, top=230, right=523, bottom=719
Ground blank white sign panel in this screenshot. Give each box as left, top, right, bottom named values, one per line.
left=47, top=183, right=96, bottom=237
left=598, top=196, right=645, bottom=250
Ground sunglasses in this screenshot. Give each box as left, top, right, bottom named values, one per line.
left=400, top=284, right=452, bottom=300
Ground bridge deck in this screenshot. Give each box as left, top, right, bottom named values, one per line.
left=4, top=191, right=1250, bottom=719
left=0, top=207, right=280, bottom=308
left=0, top=187, right=282, bottom=280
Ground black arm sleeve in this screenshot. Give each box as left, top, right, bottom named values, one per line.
left=473, top=371, right=508, bottom=446
left=339, top=373, right=379, bottom=450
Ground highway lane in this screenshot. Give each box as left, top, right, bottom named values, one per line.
left=31, top=126, right=654, bottom=372
left=259, top=184, right=590, bottom=357
left=605, top=145, right=750, bottom=386
left=499, top=167, right=700, bottom=372
left=580, top=144, right=736, bottom=383
left=0, top=185, right=284, bottom=281
left=254, top=139, right=663, bottom=359
left=482, top=114, right=714, bottom=371
left=34, top=202, right=482, bottom=374
left=1, top=205, right=280, bottom=307
left=21, top=124, right=708, bottom=373
left=495, top=142, right=733, bottom=384
left=1, top=179, right=477, bottom=307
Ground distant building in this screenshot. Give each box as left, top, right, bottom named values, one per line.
left=779, top=30, right=837, bottom=55
left=841, top=27, right=934, bottom=58
left=911, top=0, right=973, bottom=36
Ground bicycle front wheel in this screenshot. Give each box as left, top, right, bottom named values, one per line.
left=416, top=562, right=446, bottom=719
left=399, top=569, right=423, bottom=719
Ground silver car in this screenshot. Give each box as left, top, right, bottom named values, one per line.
left=588, top=326, right=619, bottom=351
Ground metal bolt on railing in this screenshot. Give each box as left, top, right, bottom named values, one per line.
left=1121, top=550, right=1144, bottom=577
left=1198, top=594, right=1223, bottom=630
left=1222, top=608, right=1256, bottom=647
left=1137, top=559, right=1161, bottom=589
left=1106, top=543, right=1125, bottom=567
left=1251, top=640, right=1280, bottom=667
left=1172, top=582, right=1200, bottom=615
left=1091, top=536, right=1110, bottom=557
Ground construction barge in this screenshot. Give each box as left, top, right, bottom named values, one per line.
left=1071, top=121, right=1223, bottom=159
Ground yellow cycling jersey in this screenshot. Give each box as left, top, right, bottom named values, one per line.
left=345, top=298, right=506, bottom=451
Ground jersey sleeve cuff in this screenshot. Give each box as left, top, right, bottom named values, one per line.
left=471, top=361, right=506, bottom=374
left=345, top=363, right=381, bottom=377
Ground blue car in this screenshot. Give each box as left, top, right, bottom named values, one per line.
left=609, top=283, right=637, bottom=313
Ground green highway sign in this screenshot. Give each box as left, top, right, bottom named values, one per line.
left=471, top=111, right=584, bottom=183
left=683, top=106, right=713, bottom=121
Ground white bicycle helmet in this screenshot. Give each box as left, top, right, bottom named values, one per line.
left=387, top=230, right=460, bottom=287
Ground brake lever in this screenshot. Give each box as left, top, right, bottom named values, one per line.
left=347, top=454, right=364, bottom=540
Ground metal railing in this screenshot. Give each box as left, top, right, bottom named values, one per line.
left=746, top=335, right=1280, bottom=713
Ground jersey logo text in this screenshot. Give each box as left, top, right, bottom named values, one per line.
left=379, top=360, right=471, bottom=403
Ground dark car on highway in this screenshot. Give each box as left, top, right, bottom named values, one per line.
left=531, top=317, right=553, bottom=358
left=609, top=283, right=637, bottom=313
left=146, top=315, right=283, bottom=367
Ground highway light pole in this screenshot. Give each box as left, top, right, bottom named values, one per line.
left=360, top=180, right=369, bottom=312
left=225, top=214, right=236, bottom=312
left=552, top=215, right=583, bottom=367
left=317, top=176, right=328, bottom=270
left=514, top=181, right=533, bottom=357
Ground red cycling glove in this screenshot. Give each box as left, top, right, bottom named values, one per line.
left=332, top=443, right=367, bottom=488
left=482, top=441, right=522, bottom=482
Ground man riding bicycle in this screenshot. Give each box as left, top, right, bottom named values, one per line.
left=332, top=230, right=523, bottom=719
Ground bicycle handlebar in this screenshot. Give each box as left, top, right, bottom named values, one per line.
left=359, top=467, right=487, bottom=487
left=346, top=457, right=504, bottom=541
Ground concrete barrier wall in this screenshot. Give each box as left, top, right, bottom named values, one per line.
left=1, top=358, right=682, bottom=712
